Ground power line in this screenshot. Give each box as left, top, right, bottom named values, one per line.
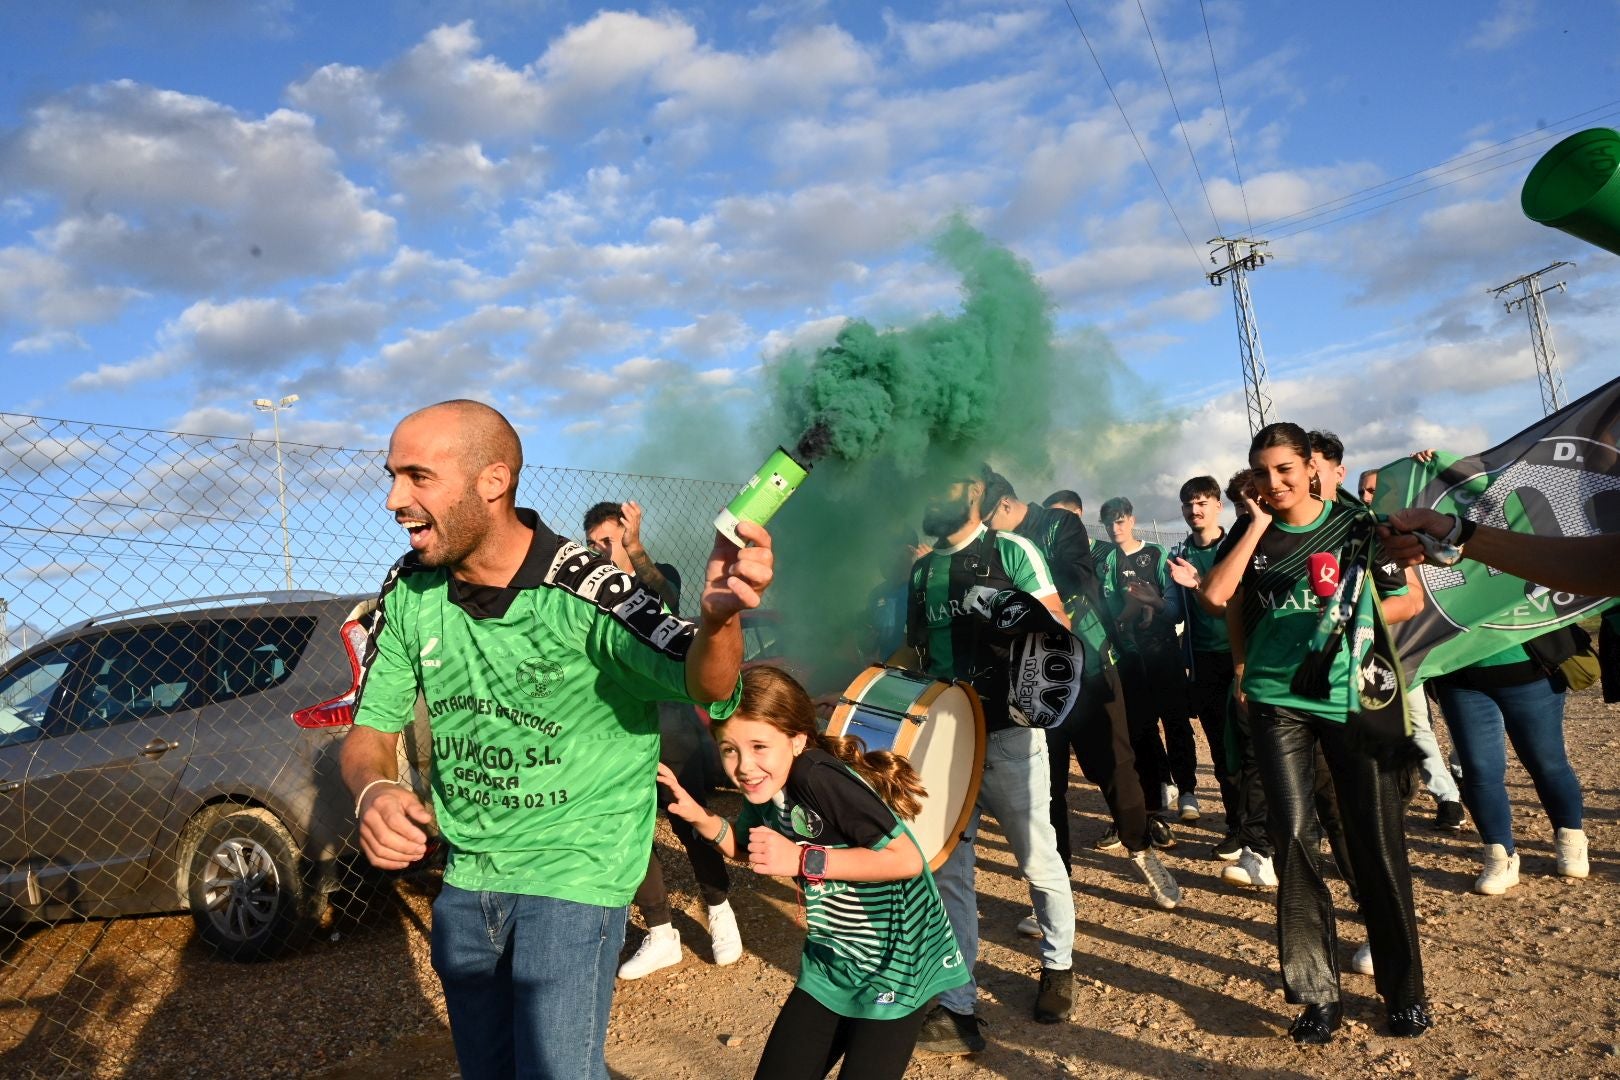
left=1137, top=0, right=1223, bottom=236
left=1199, top=0, right=1252, bottom=233
left=1061, top=0, right=1205, bottom=270
left=1267, top=139, right=1566, bottom=241
left=1251, top=100, right=1620, bottom=235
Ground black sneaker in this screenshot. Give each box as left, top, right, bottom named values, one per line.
left=1093, top=826, right=1123, bottom=851
left=915, top=1005, right=987, bottom=1055
left=1033, top=967, right=1074, bottom=1024
left=1387, top=1002, right=1434, bottom=1037
left=1434, top=800, right=1465, bottom=832
left=1148, top=817, right=1176, bottom=850
left=1289, top=1002, right=1342, bottom=1045
left=1213, top=832, right=1244, bottom=860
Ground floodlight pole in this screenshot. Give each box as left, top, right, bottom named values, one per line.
left=252, top=394, right=299, bottom=589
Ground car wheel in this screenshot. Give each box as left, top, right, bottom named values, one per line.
left=182, top=806, right=307, bottom=961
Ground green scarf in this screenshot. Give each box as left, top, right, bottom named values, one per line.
left=1289, top=501, right=1414, bottom=762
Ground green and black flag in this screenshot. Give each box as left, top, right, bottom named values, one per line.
left=1371, top=374, right=1620, bottom=684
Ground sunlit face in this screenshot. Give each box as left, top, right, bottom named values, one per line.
left=585, top=517, right=632, bottom=572
left=1359, top=471, right=1378, bottom=505
left=716, top=715, right=806, bottom=804
left=1251, top=445, right=1317, bottom=517
left=1181, top=494, right=1221, bottom=531
left=385, top=415, right=489, bottom=570
left=1104, top=512, right=1135, bottom=544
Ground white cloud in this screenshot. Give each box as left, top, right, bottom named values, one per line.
left=9, top=330, right=86, bottom=354
left=1467, top=0, right=1536, bottom=50
left=383, top=21, right=550, bottom=143
left=0, top=81, right=395, bottom=292
left=173, top=295, right=387, bottom=371
left=885, top=9, right=1046, bottom=68
left=661, top=312, right=751, bottom=359
left=761, top=314, right=850, bottom=360
left=284, top=63, right=402, bottom=155
left=999, top=115, right=1144, bottom=233
left=0, top=245, right=144, bottom=331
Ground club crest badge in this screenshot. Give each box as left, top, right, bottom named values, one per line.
left=517, top=657, right=564, bottom=699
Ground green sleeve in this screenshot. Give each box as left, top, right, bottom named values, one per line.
left=999, top=533, right=1057, bottom=597
left=352, top=576, right=421, bottom=735
left=584, top=606, right=743, bottom=717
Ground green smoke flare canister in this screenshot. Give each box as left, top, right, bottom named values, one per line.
left=714, top=446, right=809, bottom=545
left=1521, top=127, right=1620, bottom=256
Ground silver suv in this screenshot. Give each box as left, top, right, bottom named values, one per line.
left=0, top=592, right=428, bottom=960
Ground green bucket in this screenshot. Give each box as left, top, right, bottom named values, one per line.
left=1521, top=127, right=1620, bottom=256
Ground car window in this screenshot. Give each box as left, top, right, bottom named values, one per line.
left=61, top=625, right=203, bottom=733
left=206, top=617, right=317, bottom=703
left=0, top=644, right=85, bottom=748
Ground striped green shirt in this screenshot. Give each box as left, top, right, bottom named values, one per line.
left=736, top=750, right=968, bottom=1018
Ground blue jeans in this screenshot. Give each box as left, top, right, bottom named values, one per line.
left=1407, top=688, right=1459, bottom=804
left=430, top=884, right=628, bottom=1080
left=936, top=726, right=1075, bottom=1015
left=1432, top=678, right=1583, bottom=851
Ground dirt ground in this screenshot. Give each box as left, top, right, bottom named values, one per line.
left=2, top=691, right=1617, bottom=1080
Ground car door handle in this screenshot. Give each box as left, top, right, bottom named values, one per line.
left=141, top=739, right=180, bottom=758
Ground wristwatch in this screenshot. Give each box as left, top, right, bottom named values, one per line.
left=800, top=845, right=828, bottom=885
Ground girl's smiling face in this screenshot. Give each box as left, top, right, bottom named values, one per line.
left=716, top=715, right=806, bottom=803
left=1250, top=445, right=1317, bottom=520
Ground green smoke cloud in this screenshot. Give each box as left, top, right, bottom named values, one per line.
left=758, top=217, right=1178, bottom=692
left=622, top=216, right=1179, bottom=691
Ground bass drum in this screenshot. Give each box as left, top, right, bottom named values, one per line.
left=826, top=665, right=985, bottom=871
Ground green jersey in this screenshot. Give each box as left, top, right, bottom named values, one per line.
left=1237, top=500, right=1407, bottom=719
left=736, top=749, right=968, bottom=1018
left=353, top=509, right=741, bottom=907
left=906, top=524, right=1056, bottom=731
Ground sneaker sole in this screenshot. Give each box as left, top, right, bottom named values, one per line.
left=1215, top=848, right=1243, bottom=861
left=914, top=1040, right=983, bottom=1057
left=1094, top=839, right=1124, bottom=851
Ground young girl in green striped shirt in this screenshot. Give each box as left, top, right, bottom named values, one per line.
left=659, top=665, right=968, bottom=1080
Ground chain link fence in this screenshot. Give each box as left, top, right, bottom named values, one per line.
left=0, top=411, right=738, bottom=1078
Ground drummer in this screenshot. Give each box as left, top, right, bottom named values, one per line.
left=897, top=468, right=1079, bottom=1054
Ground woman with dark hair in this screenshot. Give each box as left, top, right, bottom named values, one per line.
left=1200, top=422, right=1430, bottom=1044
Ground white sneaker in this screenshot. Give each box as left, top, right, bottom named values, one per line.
left=1349, top=943, right=1374, bottom=976
left=1473, top=843, right=1520, bottom=895
left=1178, top=792, right=1200, bottom=822
left=1161, top=782, right=1179, bottom=812
left=618, top=923, right=682, bottom=979
left=707, top=901, right=743, bottom=965
left=1016, top=911, right=1042, bottom=938
left=1555, top=827, right=1589, bottom=879
left=1131, top=848, right=1181, bottom=910
left=1221, top=847, right=1278, bottom=889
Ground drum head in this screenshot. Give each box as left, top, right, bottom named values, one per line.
left=906, top=682, right=984, bottom=871
left=826, top=665, right=985, bottom=871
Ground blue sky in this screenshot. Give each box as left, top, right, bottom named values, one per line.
left=3, top=0, right=1619, bottom=522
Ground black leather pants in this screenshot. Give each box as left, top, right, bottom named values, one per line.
left=1251, top=703, right=1425, bottom=1010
